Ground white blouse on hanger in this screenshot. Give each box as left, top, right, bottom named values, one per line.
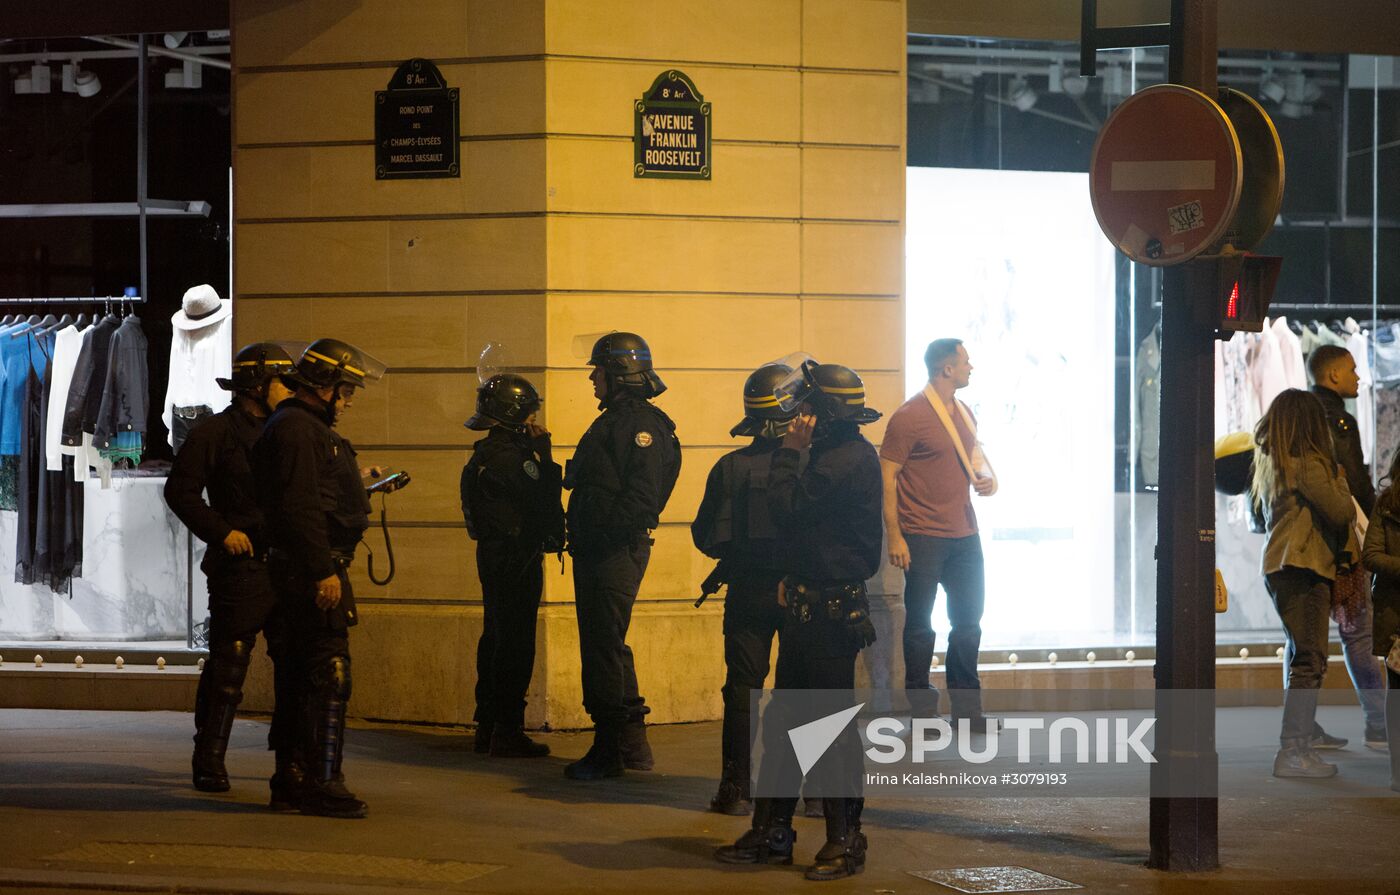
left=161, top=316, right=232, bottom=448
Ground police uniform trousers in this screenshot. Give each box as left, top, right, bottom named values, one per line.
left=721, top=571, right=786, bottom=790
left=572, top=539, right=650, bottom=726
left=195, top=551, right=297, bottom=755
left=268, top=552, right=356, bottom=761
left=474, top=540, right=544, bottom=730
left=754, top=586, right=865, bottom=834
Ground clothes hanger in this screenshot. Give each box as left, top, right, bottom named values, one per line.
left=74, top=312, right=90, bottom=329
left=1288, top=318, right=1304, bottom=335
left=38, top=313, right=75, bottom=336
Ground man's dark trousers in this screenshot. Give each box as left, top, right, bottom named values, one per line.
left=901, top=532, right=985, bottom=704
left=196, top=552, right=297, bottom=755
left=573, top=540, right=651, bottom=725
left=474, top=540, right=544, bottom=730
left=721, top=573, right=785, bottom=784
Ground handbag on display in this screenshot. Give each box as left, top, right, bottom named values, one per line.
left=923, top=384, right=997, bottom=495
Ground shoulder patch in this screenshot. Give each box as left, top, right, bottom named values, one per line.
left=635, top=431, right=653, bottom=448
left=523, top=459, right=540, bottom=480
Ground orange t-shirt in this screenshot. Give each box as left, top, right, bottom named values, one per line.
left=879, top=393, right=978, bottom=538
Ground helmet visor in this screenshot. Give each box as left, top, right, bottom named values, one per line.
left=572, top=331, right=617, bottom=362
left=478, top=341, right=511, bottom=384
left=771, top=355, right=819, bottom=413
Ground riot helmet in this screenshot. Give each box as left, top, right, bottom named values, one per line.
left=217, top=341, right=302, bottom=393
left=466, top=373, right=541, bottom=432
left=730, top=363, right=800, bottom=438
left=806, top=363, right=881, bottom=425
left=290, top=338, right=387, bottom=390
left=587, top=331, right=666, bottom=398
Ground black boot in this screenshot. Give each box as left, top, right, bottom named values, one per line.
left=268, top=749, right=307, bottom=812
left=1273, top=736, right=1338, bottom=778
left=804, top=798, right=867, bottom=881
left=715, top=799, right=796, bottom=865
left=473, top=721, right=494, bottom=754
left=300, top=695, right=368, bottom=818
left=619, top=718, right=654, bottom=770
left=490, top=725, right=550, bottom=758
left=192, top=700, right=237, bottom=792
left=565, top=723, right=624, bottom=780
left=191, top=639, right=253, bottom=793
left=710, top=759, right=751, bottom=816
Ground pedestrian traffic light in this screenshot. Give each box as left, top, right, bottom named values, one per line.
left=1211, top=252, right=1282, bottom=338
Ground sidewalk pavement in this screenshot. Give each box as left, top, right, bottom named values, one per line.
left=1, top=707, right=1397, bottom=895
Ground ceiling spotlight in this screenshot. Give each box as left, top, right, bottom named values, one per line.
left=165, top=59, right=203, bottom=90
left=1064, top=74, right=1090, bottom=99
left=163, top=32, right=189, bottom=50
left=1260, top=71, right=1286, bottom=103
left=75, top=68, right=101, bottom=98
left=1008, top=76, right=1038, bottom=111
left=29, top=63, right=52, bottom=95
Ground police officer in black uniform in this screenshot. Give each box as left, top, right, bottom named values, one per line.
left=254, top=338, right=387, bottom=818
left=716, top=362, right=882, bottom=882
left=692, top=363, right=799, bottom=815
left=461, top=373, right=564, bottom=758
left=563, top=332, right=681, bottom=780
left=165, top=342, right=298, bottom=795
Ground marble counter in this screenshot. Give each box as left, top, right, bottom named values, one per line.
left=0, top=477, right=207, bottom=643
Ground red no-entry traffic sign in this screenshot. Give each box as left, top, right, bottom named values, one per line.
left=1090, top=84, right=1243, bottom=266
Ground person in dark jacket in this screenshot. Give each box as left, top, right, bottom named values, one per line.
left=461, top=373, right=564, bottom=758
left=716, top=361, right=882, bottom=882
left=563, top=331, right=681, bottom=780
left=166, top=342, right=298, bottom=795
left=1360, top=448, right=1400, bottom=791
left=1306, top=345, right=1386, bottom=749
left=254, top=339, right=390, bottom=818
left=692, top=363, right=799, bottom=815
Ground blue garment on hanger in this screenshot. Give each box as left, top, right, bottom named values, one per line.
left=0, top=323, right=37, bottom=455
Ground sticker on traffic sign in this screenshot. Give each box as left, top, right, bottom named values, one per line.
left=1089, top=84, right=1243, bottom=266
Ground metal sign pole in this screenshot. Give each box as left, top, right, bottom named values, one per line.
left=1149, top=0, right=1220, bottom=872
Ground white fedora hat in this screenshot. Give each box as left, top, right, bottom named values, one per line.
left=172, top=284, right=232, bottom=331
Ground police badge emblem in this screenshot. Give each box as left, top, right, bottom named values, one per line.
left=523, top=460, right=540, bottom=480
left=635, top=431, right=653, bottom=448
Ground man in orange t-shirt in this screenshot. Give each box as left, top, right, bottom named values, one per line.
left=880, top=339, right=996, bottom=729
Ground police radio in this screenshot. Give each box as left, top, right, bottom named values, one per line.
left=364, top=469, right=411, bottom=585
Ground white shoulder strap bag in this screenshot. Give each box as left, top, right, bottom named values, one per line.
left=922, top=384, right=998, bottom=496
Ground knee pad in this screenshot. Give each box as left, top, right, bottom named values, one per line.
left=208, top=639, right=255, bottom=701
left=310, top=655, right=352, bottom=701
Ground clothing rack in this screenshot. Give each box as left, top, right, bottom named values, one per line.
left=1269, top=303, right=1400, bottom=312
left=0, top=296, right=143, bottom=305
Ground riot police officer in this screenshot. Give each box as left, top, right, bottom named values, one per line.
left=563, top=332, right=681, bottom=780
left=165, top=342, right=298, bottom=795
left=461, top=374, right=564, bottom=758
left=716, top=362, right=882, bottom=882
left=692, top=363, right=799, bottom=815
left=254, top=338, right=386, bottom=818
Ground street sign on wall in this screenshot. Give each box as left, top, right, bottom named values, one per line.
left=1089, top=84, right=1242, bottom=266
left=634, top=70, right=711, bottom=180
left=375, top=58, right=460, bottom=180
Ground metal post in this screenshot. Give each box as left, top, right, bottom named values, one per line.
left=1148, top=0, right=1220, bottom=872
left=137, top=34, right=148, bottom=304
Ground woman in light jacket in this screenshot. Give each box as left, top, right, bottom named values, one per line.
left=1249, top=388, right=1359, bottom=778
left=1359, top=451, right=1400, bottom=792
